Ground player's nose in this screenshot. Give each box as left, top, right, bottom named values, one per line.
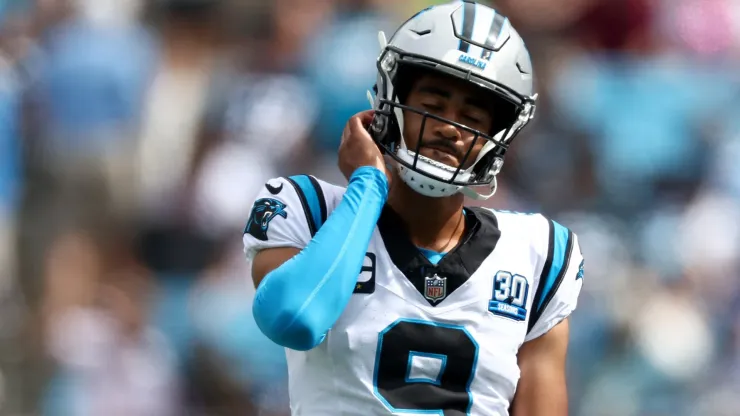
left=434, top=119, right=462, bottom=142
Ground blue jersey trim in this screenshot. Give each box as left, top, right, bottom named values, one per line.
left=287, top=175, right=327, bottom=236
left=527, top=219, right=574, bottom=334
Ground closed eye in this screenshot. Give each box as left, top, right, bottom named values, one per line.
left=463, top=114, right=481, bottom=124
left=421, top=103, right=443, bottom=112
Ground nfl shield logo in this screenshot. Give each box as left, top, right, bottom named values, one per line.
left=424, top=274, right=447, bottom=303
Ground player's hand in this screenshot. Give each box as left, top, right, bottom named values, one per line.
left=338, top=110, right=391, bottom=183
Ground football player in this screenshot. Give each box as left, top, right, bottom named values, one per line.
left=244, top=2, right=585, bottom=415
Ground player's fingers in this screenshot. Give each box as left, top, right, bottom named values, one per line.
left=352, top=109, right=374, bottom=117
left=342, top=110, right=370, bottom=141
left=348, top=110, right=374, bottom=132
left=340, top=119, right=352, bottom=143
left=356, top=110, right=375, bottom=125
left=348, top=113, right=374, bottom=140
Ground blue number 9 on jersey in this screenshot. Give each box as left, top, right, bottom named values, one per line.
left=488, top=271, right=529, bottom=321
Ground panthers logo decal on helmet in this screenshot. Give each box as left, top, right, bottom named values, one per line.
left=245, top=198, right=288, bottom=241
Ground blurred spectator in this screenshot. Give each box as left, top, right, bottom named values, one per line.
left=134, top=0, right=228, bottom=223
left=301, top=0, right=393, bottom=153
left=42, top=233, right=179, bottom=416
left=189, top=245, right=289, bottom=414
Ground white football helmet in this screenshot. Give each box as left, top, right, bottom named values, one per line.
left=368, top=1, right=537, bottom=200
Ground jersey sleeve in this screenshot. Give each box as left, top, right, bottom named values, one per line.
left=525, top=220, right=585, bottom=342
left=242, top=175, right=328, bottom=263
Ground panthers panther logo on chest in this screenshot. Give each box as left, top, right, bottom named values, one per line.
left=245, top=198, right=288, bottom=241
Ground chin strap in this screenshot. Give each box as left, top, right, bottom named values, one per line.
left=460, top=176, right=498, bottom=201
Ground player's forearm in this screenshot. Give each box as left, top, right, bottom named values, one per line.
left=510, top=351, right=569, bottom=416
left=252, top=166, right=388, bottom=351
left=510, top=391, right=567, bottom=416
left=512, top=319, right=570, bottom=416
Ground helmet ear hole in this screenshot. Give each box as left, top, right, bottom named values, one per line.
left=369, top=108, right=402, bottom=149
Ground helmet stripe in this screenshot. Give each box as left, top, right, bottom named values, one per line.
left=481, top=13, right=507, bottom=60
left=458, top=1, right=476, bottom=53
left=467, top=3, right=495, bottom=58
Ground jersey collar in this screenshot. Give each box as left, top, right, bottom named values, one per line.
left=377, top=205, right=501, bottom=306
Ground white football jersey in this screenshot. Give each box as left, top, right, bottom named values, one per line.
left=243, top=175, right=585, bottom=416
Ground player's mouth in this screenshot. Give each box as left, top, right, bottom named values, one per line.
left=421, top=144, right=463, bottom=166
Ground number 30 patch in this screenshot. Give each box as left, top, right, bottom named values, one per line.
left=488, top=271, right=530, bottom=321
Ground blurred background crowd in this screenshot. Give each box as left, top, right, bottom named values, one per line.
left=0, top=0, right=739, bottom=415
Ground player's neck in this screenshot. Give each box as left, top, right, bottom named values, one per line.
left=387, top=179, right=466, bottom=253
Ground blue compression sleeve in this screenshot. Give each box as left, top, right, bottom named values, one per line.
left=252, top=166, right=388, bottom=351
